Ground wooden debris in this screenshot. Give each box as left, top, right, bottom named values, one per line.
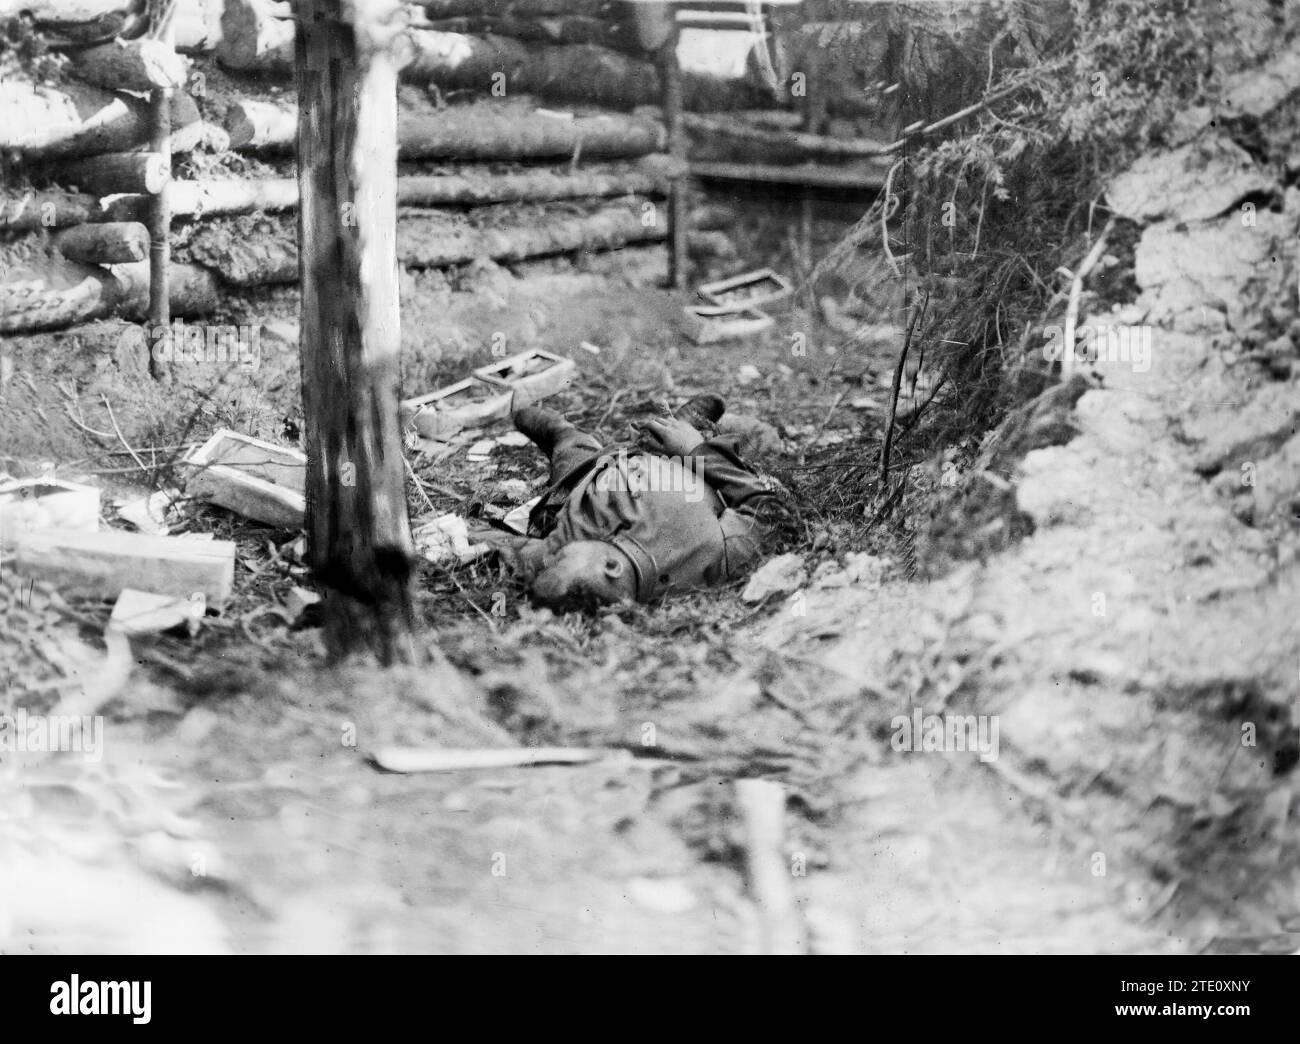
left=734, top=779, right=807, bottom=955
left=371, top=746, right=607, bottom=773
left=182, top=429, right=306, bottom=529
left=53, top=222, right=150, bottom=265
left=108, top=588, right=202, bottom=637
left=12, top=529, right=236, bottom=607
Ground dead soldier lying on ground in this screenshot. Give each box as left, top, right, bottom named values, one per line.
left=472, top=395, right=797, bottom=611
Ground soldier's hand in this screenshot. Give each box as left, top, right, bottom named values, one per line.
left=634, top=417, right=703, bottom=458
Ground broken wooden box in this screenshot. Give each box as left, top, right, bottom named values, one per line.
left=473, top=349, right=576, bottom=406
left=12, top=529, right=235, bottom=607
left=683, top=304, right=774, bottom=345
left=0, top=476, right=100, bottom=545
left=401, top=377, right=513, bottom=441
left=699, top=268, right=792, bottom=311
left=182, top=429, right=306, bottom=528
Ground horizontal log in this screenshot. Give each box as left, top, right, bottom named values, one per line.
left=422, top=14, right=641, bottom=51
left=690, top=160, right=887, bottom=191
left=105, top=158, right=681, bottom=222
left=401, top=106, right=666, bottom=160
left=396, top=157, right=681, bottom=205
left=216, top=0, right=294, bottom=74
left=216, top=1, right=765, bottom=111
left=172, top=0, right=226, bottom=53
left=223, top=98, right=297, bottom=150
left=0, top=189, right=100, bottom=232
left=0, top=79, right=202, bottom=160
left=184, top=223, right=297, bottom=286
left=72, top=38, right=189, bottom=92
left=685, top=112, right=890, bottom=158
left=224, top=96, right=666, bottom=159
left=0, top=254, right=219, bottom=334
left=397, top=200, right=665, bottom=267
left=156, top=200, right=665, bottom=288
left=403, top=29, right=762, bottom=111
left=61, top=152, right=168, bottom=196
left=110, top=259, right=221, bottom=317
left=53, top=221, right=150, bottom=264
left=102, top=178, right=300, bottom=221
left=423, top=0, right=616, bottom=18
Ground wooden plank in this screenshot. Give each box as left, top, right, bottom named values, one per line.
left=12, top=529, right=236, bottom=607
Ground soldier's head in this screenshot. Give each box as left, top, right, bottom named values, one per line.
left=529, top=540, right=637, bottom=611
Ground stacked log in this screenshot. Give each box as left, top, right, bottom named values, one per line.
left=223, top=97, right=667, bottom=160
left=101, top=157, right=683, bottom=223
left=1, top=2, right=702, bottom=339
left=73, top=38, right=190, bottom=91
left=60, top=153, right=170, bottom=197
left=53, top=221, right=150, bottom=264
left=0, top=253, right=219, bottom=334
left=171, top=198, right=667, bottom=286
left=0, top=79, right=203, bottom=160
left=0, top=189, right=101, bottom=233
left=212, top=0, right=766, bottom=111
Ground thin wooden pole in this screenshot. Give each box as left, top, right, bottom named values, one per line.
left=146, top=11, right=176, bottom=381
left=146, top=94, right=171, bottom=379
left=656, top=22, right=687, bottom=290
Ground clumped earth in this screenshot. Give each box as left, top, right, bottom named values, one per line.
left=4, top=61, right=1300, bottom=954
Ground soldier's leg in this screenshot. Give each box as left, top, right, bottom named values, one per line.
left=513, top=405, right=603, bottom=484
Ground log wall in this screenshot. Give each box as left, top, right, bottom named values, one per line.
left=0, top=0, right=888, bottom=338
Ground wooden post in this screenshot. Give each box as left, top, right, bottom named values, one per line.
left=295, top=0, right=417, bottom=664
left=146, top=16, right=176, bottom=381
left=656, top=20, right=687, bottom=290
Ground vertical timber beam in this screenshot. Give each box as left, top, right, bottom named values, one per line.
left=656, top=17, right=687, bottom=290
left=147, top=16, right=176, bottom=380
left=295, top=0, right=416, bottom=664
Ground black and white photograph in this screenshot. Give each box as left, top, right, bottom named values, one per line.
left=0, top=0, right=1297, bottom=976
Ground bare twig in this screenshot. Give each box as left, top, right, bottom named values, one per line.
left=99, top=395, right=150, bottom=475
left=403, top=455, right=437, bottom=514
left=881, top=158, right=905, bottom=279
left=1061, top=218, right=1116, bottom=378
left=879, top=291, right=929, bottom=492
